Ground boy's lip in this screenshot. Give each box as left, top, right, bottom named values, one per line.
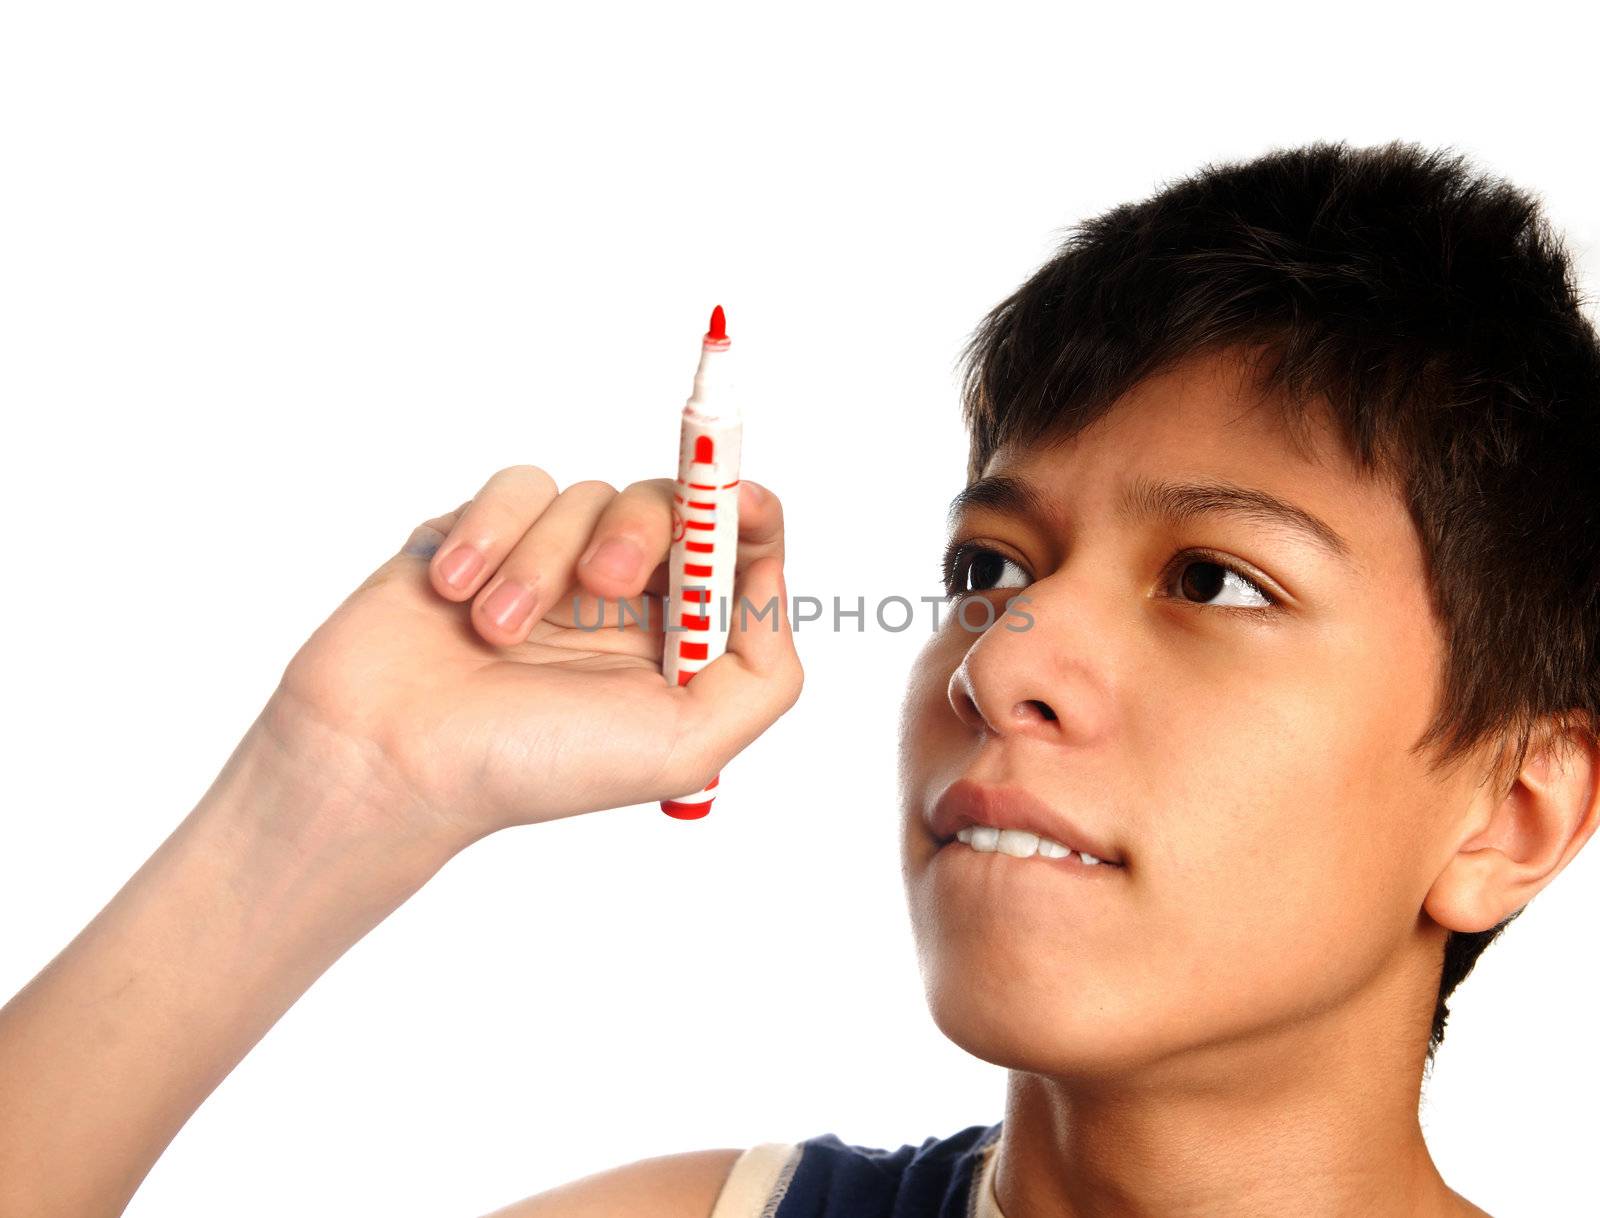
left=927, top=778, right=1125, bottom=866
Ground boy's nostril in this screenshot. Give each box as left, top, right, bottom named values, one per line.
left=1024, top=699, right=1057, bottom=722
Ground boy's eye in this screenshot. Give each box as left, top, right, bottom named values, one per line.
left=1162, top=552, right=1277, bottom=612
left=941, top=541, right=1029, bottom=595
left=939, top=541, right=1280, bottom=614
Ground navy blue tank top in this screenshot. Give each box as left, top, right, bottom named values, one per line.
left=773, top=1121, right=1004, bottom=1217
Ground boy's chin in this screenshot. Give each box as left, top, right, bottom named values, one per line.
left=919, top=958, right=1160, bottom=1075
left=927, top=996, right=1156, bottom=1081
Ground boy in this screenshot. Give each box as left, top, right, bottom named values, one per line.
left=2, top=139, right=1595, bottom=1217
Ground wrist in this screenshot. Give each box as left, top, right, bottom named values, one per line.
left=189, top=701, right=469, bottom=955
left=231, top=688, right=477, bottom=873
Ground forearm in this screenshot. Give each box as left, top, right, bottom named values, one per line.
left=0, top=709, right=461, bottom=1218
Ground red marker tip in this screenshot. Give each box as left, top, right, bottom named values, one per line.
left=706, top=304, right=727, bottom=343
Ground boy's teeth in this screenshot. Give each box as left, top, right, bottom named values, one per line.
left=954, top=824, right=1110, bottom=866
left=996, top=828, right=1039, bottom=857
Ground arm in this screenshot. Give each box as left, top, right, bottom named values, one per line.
left=479, top=1149, right=747, bottom=1218
left=0, top=465, right=800, bottom=1218
left=0, top=709, right=461, bottom=1218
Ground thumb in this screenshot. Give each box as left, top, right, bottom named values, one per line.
left=674, top=555, right=804, bottom=770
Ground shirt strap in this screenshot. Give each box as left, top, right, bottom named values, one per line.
left=708, top=1142, right=802, bottom=1218
left=972, top=1135, right=1007, bottom=1218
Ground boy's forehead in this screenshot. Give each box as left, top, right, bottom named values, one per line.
left=965, top=350, right=1404, bottom=577
left=980, top=346, right=1347, bottom=480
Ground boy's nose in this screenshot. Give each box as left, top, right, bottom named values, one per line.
left=947, top=652, right=1063, bottom=739
left=943, top=579, right=1115, bottom=744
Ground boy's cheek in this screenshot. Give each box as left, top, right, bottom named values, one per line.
left=898, top=641, right=964, bottom=746
left=1143, top=844, right=1393, bottom=1008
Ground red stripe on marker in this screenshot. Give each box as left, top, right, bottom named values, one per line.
left=684, top=588, right=710, bottom=602
left=681, top=613, right=710, bottom=629
left=688, top=482, right=717, bottom=490
left=688, top=500, right=715, bottom=509
left=680, top=641, right=709, bottom=660
left=677, top=669, right=696, bottom=686
left=687, top=541, right=713, bottom=553
left=686, top=520, right=714, bottom=531
left=720, top=480, right=740, bottom=488
left=685, top=563, right=712, bottom=577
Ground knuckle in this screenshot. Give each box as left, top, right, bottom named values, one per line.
left=403, top=522, right=449, bottom=563
left=462, top=504, right=520, bottom=545
left=421, top=501, right=470, bottom=545
left=753, top=484, right=784, bottom=527
left=622, top=482, right=674, bottom=519
left=622, top=477, right=671, bottom=497
left=612, top=500, right=670, bottom=538
left=486, top=464, right=558, bottom=498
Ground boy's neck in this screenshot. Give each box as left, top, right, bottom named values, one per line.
left=990, top=971, right=1486, bottom=1217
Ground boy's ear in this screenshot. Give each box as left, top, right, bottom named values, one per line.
left=1423, top=715, right=1600, bottom=935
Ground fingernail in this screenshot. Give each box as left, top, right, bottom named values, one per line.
left=581, top=537, right=642, bottom=581
left=439, top=545, right=484, bottom=591
left=743, top=481, right=768, bottom=506
left=481, top=579, right=538, bottom=631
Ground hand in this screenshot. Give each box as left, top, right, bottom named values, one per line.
left=261, top=466, right=803, bottom=851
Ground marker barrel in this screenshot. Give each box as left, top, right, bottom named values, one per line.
left=660, top=328, right=740, bottom=818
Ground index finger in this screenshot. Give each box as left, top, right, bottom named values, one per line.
left=573, top=477, right=676, bottom=599
left=734, top=480, right=785, bottom=566
left=576, top=477, right=786, bottom=600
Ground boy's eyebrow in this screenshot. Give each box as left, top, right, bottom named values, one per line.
left=947, top=472, right=1357, bottom=567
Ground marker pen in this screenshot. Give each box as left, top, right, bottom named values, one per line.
left=660, top=305, right=741, bottom=818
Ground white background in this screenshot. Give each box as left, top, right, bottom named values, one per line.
left=2, top=4, right=1596, bottom=1215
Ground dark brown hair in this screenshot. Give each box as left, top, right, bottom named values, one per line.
left=956, top=139, right=1600, bottom=1068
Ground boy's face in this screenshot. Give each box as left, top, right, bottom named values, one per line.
left=898, top=346, right=1480, bottom=1078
